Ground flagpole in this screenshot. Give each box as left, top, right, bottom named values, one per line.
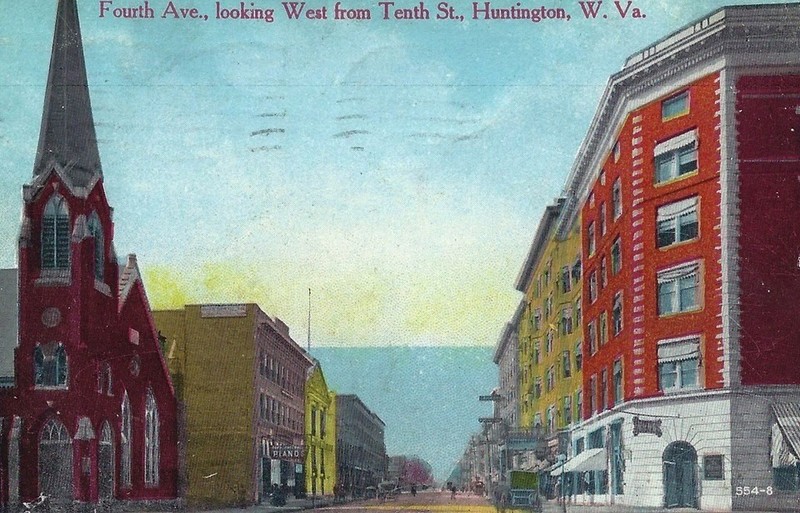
left=307, top=288, right=312, bottom=353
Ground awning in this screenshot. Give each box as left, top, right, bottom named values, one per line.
left=562, top=448, right=606, bottom=473
left=772, top=404, right=800, bottom=468
left=550, top=463, right=567, bottom=477
left=654, top=129, right=697, bottom=157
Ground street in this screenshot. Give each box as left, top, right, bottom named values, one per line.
left=297, top=490, right=790, bottom=513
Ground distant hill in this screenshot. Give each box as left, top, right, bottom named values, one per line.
left=311, top=346, right=497, bottom=482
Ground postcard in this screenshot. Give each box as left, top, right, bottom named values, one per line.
left=1, top=1, right=799, bottom=512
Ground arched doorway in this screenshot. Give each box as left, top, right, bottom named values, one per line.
left=663, top=441, right=697, bottom=508
left=38, top=418, right=73, bottom=500
left=98, top=422, right=114, bottom=501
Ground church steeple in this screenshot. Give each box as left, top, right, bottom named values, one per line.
left=33, top=0, right=102, bottom=189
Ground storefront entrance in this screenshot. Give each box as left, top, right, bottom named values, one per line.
left=663, top=441, right=697, bottom=508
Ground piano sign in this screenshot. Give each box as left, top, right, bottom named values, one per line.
left=269, top=444, right=304, bottom=460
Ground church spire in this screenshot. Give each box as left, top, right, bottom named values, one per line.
left=33, top=0, right=102, bottom=188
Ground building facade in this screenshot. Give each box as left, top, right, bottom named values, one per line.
left=533, top=5, right=800, bottom=511
left=0, top=0, right=180, bottom=508
left=515, top=199, right=584, bottom=476
left=491, top=302, right=523, bottom=490
left=154, top=304, right=313, bottom=507
left=335, top=395, right=386, bottom=496
left=304, top=362, right=337, bottom=497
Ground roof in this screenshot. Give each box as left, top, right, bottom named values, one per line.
left=493, top=299, right=525, bottom=364
left=0, top=269, right=18, bottom=379
left=337, top=394, right=386, bottom=427
left=118, top=254, right=142, bottom=309
left=557, top=3, right=800, bottom=234
left=33, top=0, right=102, bottom=189
left=514, top=198, right=565, bottom=293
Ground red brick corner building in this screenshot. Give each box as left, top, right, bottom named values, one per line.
left=557, top=4, right=800, bottom=511
left=0, top=0, right=180, bottom=509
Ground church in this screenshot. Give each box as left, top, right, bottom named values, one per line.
left=0, top=0, right=180, bottom=508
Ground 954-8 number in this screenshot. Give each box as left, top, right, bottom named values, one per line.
left=735, top=486, right=773, bottom=496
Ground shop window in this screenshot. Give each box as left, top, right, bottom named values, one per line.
left=657, top=196, right=699, bottom=248
left=703, top=455, right=724, bottom=480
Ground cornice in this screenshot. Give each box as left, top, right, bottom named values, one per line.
left=557, top=4, right=800, bottom=234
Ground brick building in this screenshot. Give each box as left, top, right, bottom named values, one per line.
left=335, top=395, right=386, bottom=496
left=553, top=4, right=800, bottom=511
left=154, top=304, right=313, bottom=507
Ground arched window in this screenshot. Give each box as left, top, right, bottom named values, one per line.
left=99, top=421, right=115, bottom=499
left=38, top=418, right=72, bottom=499
left=34, top=342, right=67, bottom=387
left=88, top=212, right=104, bottom=280
left=121, top=392, right=132, bottom=488
left=144, top=389, right=160, bottom=486
left=97, top=363, right=112, bottom=395
left=41, top=195, right=70, bottom=270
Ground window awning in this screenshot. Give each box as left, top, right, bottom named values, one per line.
left=657, top=339, right=700, bottom=363
left=772, top=404, right=800, bottom=468
left=654, top=129, right=697, bottom=157
left=561, top=448, right=606, bottom=473
left=657, top=196, right=698, bottom=222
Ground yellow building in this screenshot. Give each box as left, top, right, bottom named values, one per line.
left=515, top=199, right=583, bottom=455
left=305, top=361, right=337, bottom=497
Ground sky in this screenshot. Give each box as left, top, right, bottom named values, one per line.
left=0, top=0, right=791, bottom=348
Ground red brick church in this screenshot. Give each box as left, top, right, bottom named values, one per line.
left=0, top=0, right=180, bottom=508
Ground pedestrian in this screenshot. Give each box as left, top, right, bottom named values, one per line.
left=450, top=484, right=456, bottom=500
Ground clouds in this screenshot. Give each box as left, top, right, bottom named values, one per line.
left=2, top=0, right=787, bottom=347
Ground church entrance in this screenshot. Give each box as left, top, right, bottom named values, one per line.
left=38, top=419, right=73, bottom=501
left=663, top=441, right=697, bottom=509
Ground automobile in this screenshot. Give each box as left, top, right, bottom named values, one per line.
left=365, top=486, right=377, bottom=499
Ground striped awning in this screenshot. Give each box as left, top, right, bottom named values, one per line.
left=772, top=404, right=800, bottom=468
left=654, top=129, right=697, bottom=156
